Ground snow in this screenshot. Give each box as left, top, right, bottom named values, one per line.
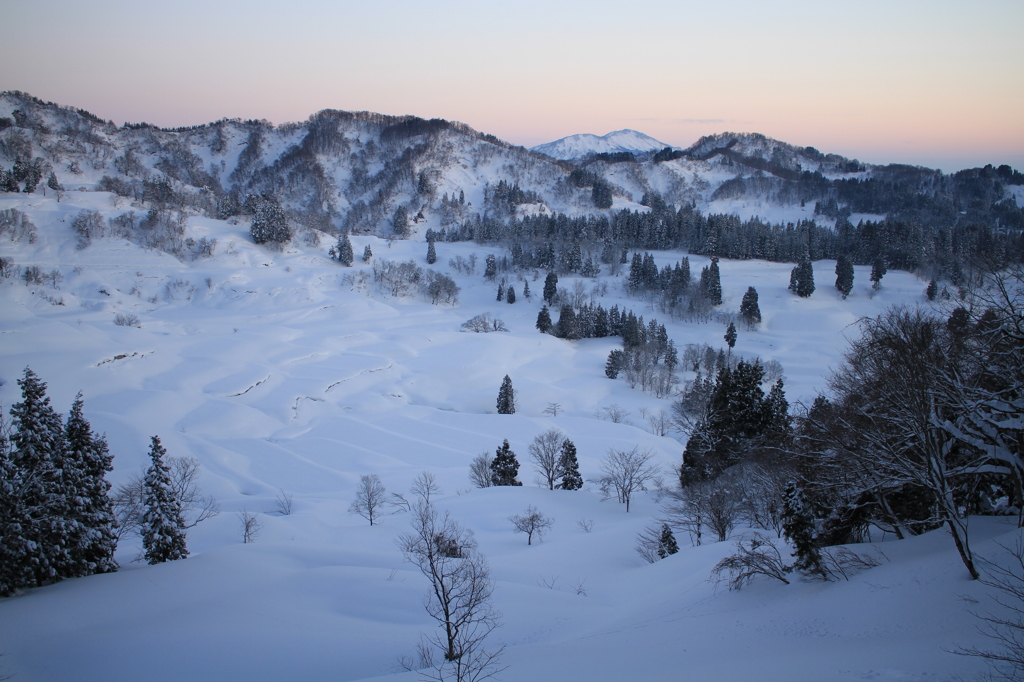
left=0, top=191, right=1011, bottom=682
left=531, top=129, right=672, bottom=160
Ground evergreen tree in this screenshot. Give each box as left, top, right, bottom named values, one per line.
left=522, top=280, right=531, bottom=299
left=555, top=305, right=578, bottom=340
left=23, top=162, right=41, bottom=194
left=835, top=254, right=854, bottom=299
left=724, top=322, right=737, bottom=351
left=47, top=171, right=63, bottom=201
left=926, top=278, right=938, bottom=301
left=484, top=254, right=497, bottom=280
left=490, top=439, right=522, bottom=486
left=496, top=375, right=515, bottom=415
left=536, top=306, right=552, bottom=333
left=700, top=258, right=722, bottom=305
left=763, top=379, right=792, bottom=445
left=362, top=244, right=373, bottom=262
left=543, top=271, right=558, bottom=304
left=657, top=524, right=679, bottom=558
left=6, top=367, right=69, bottom=588
left=392, top=206, right=409, bottom=239
left=332, top=233, right=354, bottom=266
left=782, top=482, right=824, bottom=578
left=664, top=339, right=679, bottom=371
left=506, top=286, right=516, bottom=304
left=870, top=256, right=887, bottom=290
left=592, top=181, right=613, bottom=209
left=558, top=439, right=582, bottom=490
left=790, top=259, right=815, bottom=298
left=593, top=306, right=609, bottom=338
left=249, top=195, right=291, bottom=245
left=63, top=394, right=118, bottom=577
left=142, top=436, right=188, bottom=565
left=426, top=240, right=437, bottom=265
left=0, top=418, right=28, bottom=595
left=496, top=282, right=505, bottom=302
left=739, top=287, right=761, bottom=327
left=628, top=253, right=644, bottom=291
left=605, top=349, right=625, bottom=379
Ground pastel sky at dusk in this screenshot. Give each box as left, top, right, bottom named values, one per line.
left=2, top=0, right=1022, bottom=172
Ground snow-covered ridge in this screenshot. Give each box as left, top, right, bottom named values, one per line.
left=531, top=129, right=673, bottom=160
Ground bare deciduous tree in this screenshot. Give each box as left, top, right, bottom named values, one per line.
left=238, top=509, right=262, bottom=543
left=398, top=502, right=505, bottom=682
left=957, top=540, right=1024, bottom=680
left=274, top=489, right=293, bottom=516
left=645, top=409, right=673, bottom=437
left=509, top=505, right=553, bottom=545
left=469, top=452, right=493, bottom=489
left=528, top=428, right=565, bottom=490
left=542, top=403, right=562, bottom=417
left=711, top=533, right=791, bottom=590
left=412, top=470, right=442, bottom=503
left=596, top=404, right=631, bottom=424
left=112, top=455, right=219, bottom=539
left=349, top=474, right=387, bottom=526
left=597, top=447, right=660, bottom=512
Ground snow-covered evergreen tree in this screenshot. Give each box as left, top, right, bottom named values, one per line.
left=392, top=206, right=409, bottom=239
left=700, top=258, right=722, bottom=306
left=782, top=482, right=824, bottom=578
left=543, top=271, right=558, bottom=304
left=63, top=393, right=118, bottom=577
left=558, top=439, right=583, bottom=490
left=536, top=306, right=552, bottom=333
left=333, top=233, right=354, bottom=266
left=142, top=436, right=188, bottom=565
left=496, top=375, right=515, bottom=415
left=490, top=439, right=522, bottom=486
left=724, top=322, right=737, bottom=351
left=790, top=259, right=815, bottom=298
left=739, top=286, right=761, bottom=327
left=657, top=524, right=679, bottom=558
left=835, top=254, right=854, bottom=299
left=506, top=286, right=516, bottom=304
left=870, top=256, right=887, bottom=290
left=605, top=349, right=624, bottom=379
left=249, top=195, right=291, bottom=246
left=5, top=368, right=69, bottom=589
left=426, top=240, right=436, bottom=265
left=362, top=244, right=373, bottom=262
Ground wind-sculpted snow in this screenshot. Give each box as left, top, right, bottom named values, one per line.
left=0, top=190, right=1006, bottom=682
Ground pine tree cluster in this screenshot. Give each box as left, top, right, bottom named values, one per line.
left=247, top=194, right=291, bottom=246
left=1, top=369, right=118, bottom=595
left=681, top=360, right=791, bottom=484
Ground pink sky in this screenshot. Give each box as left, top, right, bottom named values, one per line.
left=3, top=0, right=1022, bottom=172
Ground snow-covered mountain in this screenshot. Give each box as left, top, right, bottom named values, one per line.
left=530, top=129, right=673, bottom=160
left=2, top=91, right=1020, bottom=243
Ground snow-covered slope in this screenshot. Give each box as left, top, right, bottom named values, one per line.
left=0, top=190, right=1007, bottom=682
left=531, top=129, right=672, bottom=160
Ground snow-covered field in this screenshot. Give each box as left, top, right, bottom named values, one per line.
left=0, top=190, right=1012, bottom=681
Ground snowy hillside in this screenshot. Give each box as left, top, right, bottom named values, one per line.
left=530, top=129, right=672, bottom=160
left=2, top=91, right=1021, bottom=242
left=0, top=188, right=1012, bottom=682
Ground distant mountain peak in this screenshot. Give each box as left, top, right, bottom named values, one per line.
left=531, top=129, right=672, bottom=160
